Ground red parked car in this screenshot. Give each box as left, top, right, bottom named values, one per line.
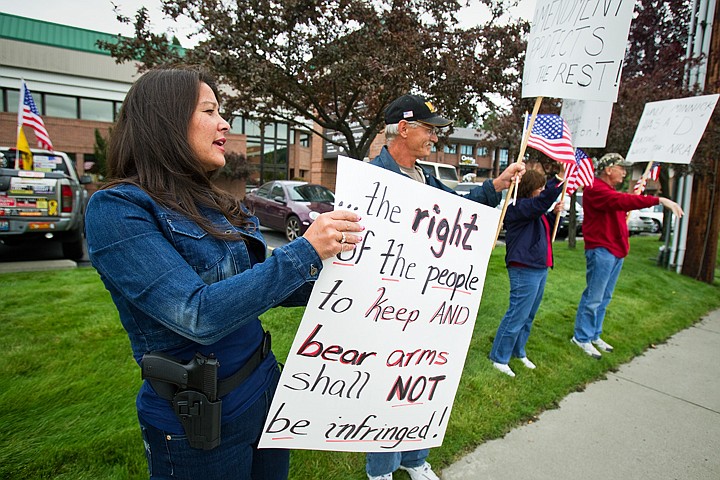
left=244, top=180, right=335, bottom=241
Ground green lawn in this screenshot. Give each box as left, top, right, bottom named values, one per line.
left=1, top=236, right=718, bottom=479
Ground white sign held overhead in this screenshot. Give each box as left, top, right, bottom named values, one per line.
left=522, top=0, right=635, bottom=102
left=259, top=157, right=500, bottom=452
left=625, top=94, right=720, bottom=164
left=561, top=99, right=614, bottom=148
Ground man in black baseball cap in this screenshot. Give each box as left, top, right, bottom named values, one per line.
left=383, top=94, right=452, bottom=127
left=364, top=93, right=525, bottom=480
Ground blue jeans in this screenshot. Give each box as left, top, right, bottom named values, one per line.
left=489, top=266, right=548, bottom=364
left=138, top=368, right=288, bottom=480
left=366, top=449, right=429, bottom=477
left=574, top=247, right=624, bottom=343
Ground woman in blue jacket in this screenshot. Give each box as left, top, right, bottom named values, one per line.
left=489, top=170, right=563, bottom=377
left=85, top=68, right=363, bottom=479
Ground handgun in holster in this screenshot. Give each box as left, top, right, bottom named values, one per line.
left=141, top=351, right=222, bottom=450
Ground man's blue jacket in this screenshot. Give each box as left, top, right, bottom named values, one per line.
left=368, top=146, right=502, bottom=208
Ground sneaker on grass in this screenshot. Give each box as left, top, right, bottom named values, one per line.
left=399, top=462, right=440, bottom=480
left=519, top=357, right=536, bottom=369
left=492, top=362, right=516, bottom=377
left=592, top=338, right=614, bottom=352
left=367, top=473, right=392, bottom=480
left=571, top=337, right=602, bottom=359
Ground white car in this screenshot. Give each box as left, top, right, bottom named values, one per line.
left=454, top=182, right=479, bottom=197
left=636, top=205, right=664, bottom=233
left=627, top=209, right=657, bottom=234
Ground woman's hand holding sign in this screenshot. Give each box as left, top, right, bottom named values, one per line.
left=304, top=211, right=364, bottom=260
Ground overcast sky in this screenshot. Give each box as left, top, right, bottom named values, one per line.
left=0, top=0, right=536, bottom=48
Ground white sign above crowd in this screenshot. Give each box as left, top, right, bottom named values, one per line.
left=625, top=94, right=720, bottom=164
left=522, top=0, right=635, bottom=102
left=259, top=157, right=500, bottom=452
left=561, top=99, right=614, bottom=148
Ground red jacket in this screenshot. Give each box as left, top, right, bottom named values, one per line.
left=582, top=177, right=660, bottom=258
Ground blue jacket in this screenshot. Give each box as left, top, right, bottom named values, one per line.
left=503, top=178, right=563, bottom=269
left=368, top=146, right=502, bottom=207
left=86, top=183, right=321, bottom=432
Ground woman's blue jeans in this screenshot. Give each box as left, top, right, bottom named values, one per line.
left=489, top=266, right=548, bottom=364
left=138, top=368, right=288, bottom=480
left=366, top=449, right=429, bottom=477
left=574, top=247, right=624, bottom=343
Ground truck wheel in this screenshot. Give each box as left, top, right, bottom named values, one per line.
left=62, top=238, right=85, bottom=260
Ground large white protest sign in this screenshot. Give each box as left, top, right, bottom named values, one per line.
left=561, top=99, right=614, bottom=148
left=522, top=0, right=635, bottom=102
left=625, top=94, right=720, bottom=164
left=259, top=157, right=500, bottom=452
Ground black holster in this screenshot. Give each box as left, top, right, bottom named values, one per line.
left=172, top=390, right=222, bottom=450
left=140, top=331, right=271, bottom=451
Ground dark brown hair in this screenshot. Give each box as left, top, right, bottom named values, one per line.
left=516, top=169, right=547, bottom=199
left=103, top=67, right=252, bottom=238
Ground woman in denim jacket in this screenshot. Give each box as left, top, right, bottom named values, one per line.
left=85, top=68, right=362, bottom=480
left=489, top=170, right=563, bottom=377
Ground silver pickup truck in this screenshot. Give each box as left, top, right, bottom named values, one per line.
left=0, top=147, right=92, bottom=260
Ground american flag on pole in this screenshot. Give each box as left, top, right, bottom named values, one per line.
left=634, top=162, right=661, bottom=194
left=20, top=81, right=53, bottom=151
left=524, top=114, right=575, bottom=164
left=649, top=162, right=661, bottom=181
left=565, top=148, right=595, bottom=195
left=633, top=176, right=647, bottom=194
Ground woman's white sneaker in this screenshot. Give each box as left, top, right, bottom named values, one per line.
left=519, top=357, right=536, bottom=369
left=492, top=362, right=516, bottom=377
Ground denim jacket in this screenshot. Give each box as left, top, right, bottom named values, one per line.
left=85, top=183, right=322, bottom=431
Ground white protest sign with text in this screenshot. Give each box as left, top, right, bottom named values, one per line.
left=259, top=157, right=500, bottom=452
left=625, top=94, right=719, bottom=164
left=522, top=0, right=635, bottom=102
left=561, top=99, right=614, bottom=148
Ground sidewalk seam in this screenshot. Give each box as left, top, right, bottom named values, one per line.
left=611, top=373, right=720, bottom=415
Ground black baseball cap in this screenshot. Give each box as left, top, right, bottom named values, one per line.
left=384, top=94, right=452, bottom=127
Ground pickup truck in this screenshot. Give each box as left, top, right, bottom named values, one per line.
left=0, top=147, right=92, bottom=260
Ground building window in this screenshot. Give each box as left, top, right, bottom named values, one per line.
left=80, top=98, right=114, bottom=121
left=299, top=133, right=310, bottom=147
left=4, top=89, right=20, bottom=113
left=477, top=146, right=488, bottom=156
left=45, top=94, right=77, bottom=119
left=498, top=148, right=509, bottom=169
left=460, top=144, right=473, bottom=155
left=443, top=144, right=457, bottom=154
left=245, top=119, right=261, bottom=137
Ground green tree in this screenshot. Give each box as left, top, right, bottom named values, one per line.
left=101, top=0, right=528, bottom=160
left=91, top=128, right=109, bottom=179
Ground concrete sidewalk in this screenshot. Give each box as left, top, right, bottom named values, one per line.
left=443, top=309, right=720, bottom=480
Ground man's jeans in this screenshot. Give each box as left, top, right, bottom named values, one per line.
left=366, top=449, right=429, bottom=477
left=489, top=266, right=548, bottom=364
left=574, top=247, right=624, bottom=343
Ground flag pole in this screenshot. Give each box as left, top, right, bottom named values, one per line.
left=493, top=96, right=543, bottom=248
left=551, top=163, right=568, bottom=242
left=626, top=161, right=654, bottom=223
left=15, top=79, right=25, bottom=170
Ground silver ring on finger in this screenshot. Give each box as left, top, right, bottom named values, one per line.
left=340, top=231, right=347, bottom=244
